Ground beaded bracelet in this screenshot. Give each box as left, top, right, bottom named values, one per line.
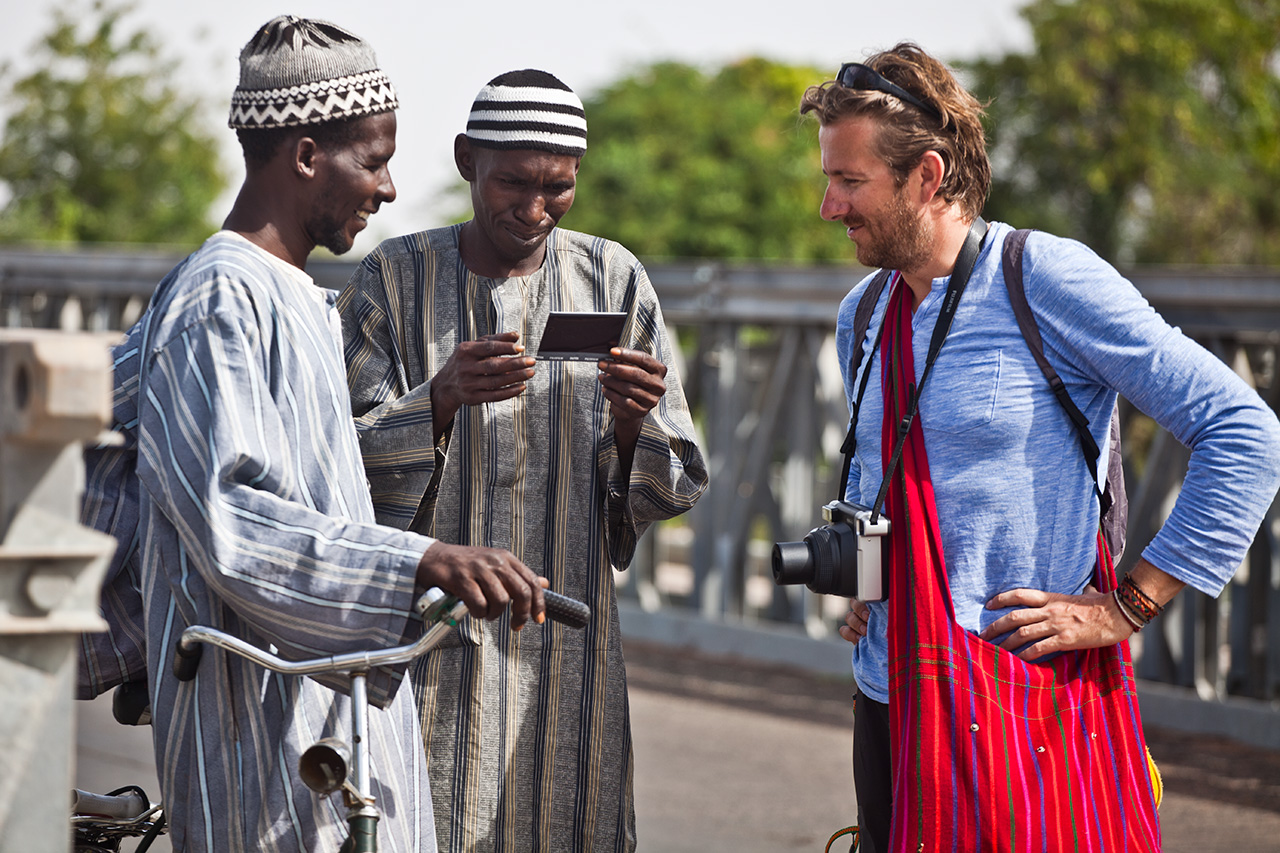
left=1117, top=574, right=1165, bottom=627
left=1113, top=589, right=1146, bottom=633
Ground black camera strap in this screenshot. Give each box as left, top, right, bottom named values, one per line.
left=838, top=217, right=990, bottom=522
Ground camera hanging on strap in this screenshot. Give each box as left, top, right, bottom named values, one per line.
left=772, top=218, right=990, bottom=601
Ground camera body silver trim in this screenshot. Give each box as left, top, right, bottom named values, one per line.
left=822, top=500, right=890, bottom=601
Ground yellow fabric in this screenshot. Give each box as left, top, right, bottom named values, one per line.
left=1147, top=747, right=1164, bottom=809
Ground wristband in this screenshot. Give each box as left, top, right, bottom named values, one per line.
left=1113, top=588, right=1145, bottom=633
left=1117, top=574, right=1164, bottom=626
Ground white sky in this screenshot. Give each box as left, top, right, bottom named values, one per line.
left=0, top=0, right=1031, bottom=254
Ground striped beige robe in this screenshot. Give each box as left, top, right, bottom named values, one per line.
left=338, top=225, right=708, bottom=853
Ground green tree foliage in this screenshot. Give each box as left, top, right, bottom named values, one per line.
left=561, top=58, right=855, bottom=262
left=965, top=0, right=1280, bottom=265
left=0, top=1, right=226, bottom=245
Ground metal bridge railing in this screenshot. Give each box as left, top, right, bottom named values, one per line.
left=3, top=247, right=1278, bottom=709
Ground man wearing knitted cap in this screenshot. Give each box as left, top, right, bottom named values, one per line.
left=339, top=69, right=708, bottom=851
left=80, top=20, right=547, bottom=853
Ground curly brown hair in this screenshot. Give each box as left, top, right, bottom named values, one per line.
left=799, top=42, right=990, bottom=221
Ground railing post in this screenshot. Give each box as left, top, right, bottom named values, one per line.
left=693, top=321, right=739, bottom=620
left=0, top=330, right=115, bottom=851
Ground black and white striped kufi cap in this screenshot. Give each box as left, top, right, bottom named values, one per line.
left=466, top=69, right=587, bottom=157
left=229, top=16, right=398, bottom=129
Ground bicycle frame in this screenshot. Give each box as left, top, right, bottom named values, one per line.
left=170, top=587, right=589, bottom=853
left=171, top=588, right=468, bottom=853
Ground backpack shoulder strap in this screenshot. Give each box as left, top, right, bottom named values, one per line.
left=837, top=268, right=893, bottom=498
left=850, top=269, right=893, bottom=382
left=1001, top=229, right=1113, bottom=518
left=844, top=268, right=896, bottom=414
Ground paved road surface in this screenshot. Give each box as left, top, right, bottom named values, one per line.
left=74, top=639, right=1280, bottom=852
left=624, top=640, right=1280, bottom=852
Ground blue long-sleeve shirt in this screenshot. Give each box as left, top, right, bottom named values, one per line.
left=839, top=221, right=1280, bottom=704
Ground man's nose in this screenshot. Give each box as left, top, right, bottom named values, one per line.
left=378, top=168, right=397, bottom=205
left=820, top=185, right=846, bottom=221
left=515, top=193, right=546, bottom=224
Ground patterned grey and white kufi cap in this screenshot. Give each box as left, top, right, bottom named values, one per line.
left=466, top=69, right=587, bottom=157
left=229, top=16, right=398, bottom=129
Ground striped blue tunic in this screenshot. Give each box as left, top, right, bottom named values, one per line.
left=122, top=231, right=439, bottom=852
left=339, top=225, right=708, bottom=853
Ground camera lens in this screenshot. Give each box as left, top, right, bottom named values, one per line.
left=771, top=539, right=814, bottom=585
left=807, top=526, right=843, bottom=593
left=772, top=522, right=858, bottom=596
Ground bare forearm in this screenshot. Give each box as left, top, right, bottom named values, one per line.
left=598, top=346, right=667, bottom=477
left=1125, top=558, right=1186, bottom=608
left=430, top=383, right=459, bottom=444
left=614, top=419, right=641, bottom=474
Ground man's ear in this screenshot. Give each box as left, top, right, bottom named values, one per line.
left=454, top=134, right=476, bottom=182
left=916, top=150, right=946, bottom=203
left=293, top=135, right=320, bottom=180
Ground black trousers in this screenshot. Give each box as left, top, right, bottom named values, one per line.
left=852, top=693, right=892, bottom=853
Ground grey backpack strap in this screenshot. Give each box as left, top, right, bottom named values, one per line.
left=1002, top=229, right=1127, bottom=560
left=1104, top=407, right=1128, bottom=560
left=851, top=270, right=893, bottom=375
left=847, top=269, right=894, bottom=419
left=838, top=269, right=894, bottom=497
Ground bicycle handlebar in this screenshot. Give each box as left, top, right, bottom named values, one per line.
left=72, top=787, right=151, bottom=820
left=538, top=588, right=592, bottom=629
left=173, top=588, right=590, bottom=682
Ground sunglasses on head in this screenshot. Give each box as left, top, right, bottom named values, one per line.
left=837, top=62, right=942, bottom=121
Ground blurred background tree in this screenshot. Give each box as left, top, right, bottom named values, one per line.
left=4, top=0, right=1278, bottom=266
left=965, top=0, right=1280, bottom=265
left=558, top=57, right=855, bottom=263
left=0, top=1, right=226, bottom=246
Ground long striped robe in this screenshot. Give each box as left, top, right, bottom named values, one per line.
left=338, top=225, right=708, bottom=853
left=125, top=231, right=437, bottom=852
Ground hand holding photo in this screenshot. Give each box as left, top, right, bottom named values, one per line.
left=535, top=311, right=627, bottom=361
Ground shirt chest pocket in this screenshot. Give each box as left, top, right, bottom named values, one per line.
left=919, top=350, right=1002, bottom=434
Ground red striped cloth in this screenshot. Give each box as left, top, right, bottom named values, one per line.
left=879, top=279, right=1161, bottom=851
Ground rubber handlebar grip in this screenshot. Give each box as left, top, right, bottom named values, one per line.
left=543, top=589, right=590, bottom=629
left=72, top=788, right=149, bottom=819
left=172, top=640, right=203, bottom=682
left=112, top=681, right=152, bottom=726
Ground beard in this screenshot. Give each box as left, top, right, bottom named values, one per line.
left=851, top=186, right=931, bottom=273
left=307, top=206, right=355, bottom=256
left=307, top=181, right=358, bottom=256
